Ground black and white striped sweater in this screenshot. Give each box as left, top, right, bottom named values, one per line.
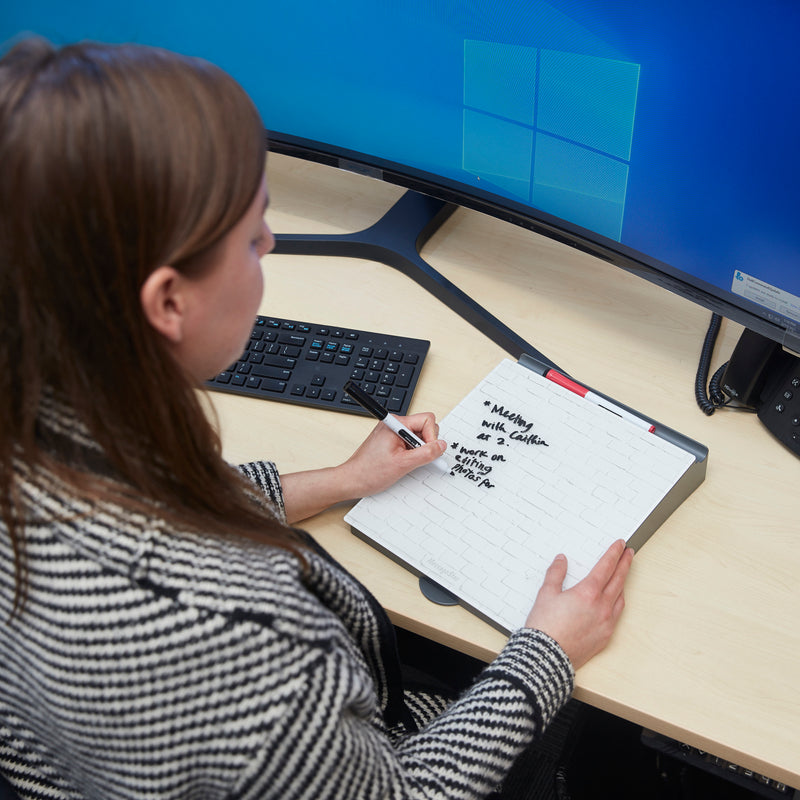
left=0, top=401, right=574, bottom=799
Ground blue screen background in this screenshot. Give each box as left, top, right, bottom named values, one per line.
left=3, top=0, right=799, bottom=328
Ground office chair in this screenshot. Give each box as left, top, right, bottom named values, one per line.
left=0, top=772, right=19, bottom=800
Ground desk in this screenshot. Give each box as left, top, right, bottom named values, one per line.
left=209, top=153, right=800, bottom=788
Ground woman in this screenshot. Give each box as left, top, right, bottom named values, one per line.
left=0, top=39, right=632, bottom=799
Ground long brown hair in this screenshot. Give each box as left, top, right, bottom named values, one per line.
left=0, top=39, right=301, bottom=611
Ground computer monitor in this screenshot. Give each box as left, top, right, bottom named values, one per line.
left=265, top=1, right=800, bottom=360
left=4, top=0, right=800, bottom=367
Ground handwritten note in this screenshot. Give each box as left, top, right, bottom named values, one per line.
left=449, top=399, right=549, bottom=489
left=345, top=359, right=696, bottom=632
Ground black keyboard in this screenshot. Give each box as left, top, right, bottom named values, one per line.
left=206, top=315, right=430, bottom=416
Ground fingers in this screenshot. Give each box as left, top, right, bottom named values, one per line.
left=581, top=539, right=629, bottom=591
left=400, top=438, right=446, bottom=470
left=392, top=412, right=447, bottom=467
left=538, top=542, right=630, bottom=605
left=541, top=553, right=568, bottom=594
left=400, top=411, right=440, bottom=444
left=610, top=590, right=627, bottom=624
left=603, top=545, right=634, bottom=601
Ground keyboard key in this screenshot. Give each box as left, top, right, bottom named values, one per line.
left=279, top=333, right=306, bottom=347
left=387, top=390, right=406, bottom=411
left=252, top=365, right=292, bottom=381
left=263, top=354, right=296, bottom=369
left=396, top=369, right=413, bottom=388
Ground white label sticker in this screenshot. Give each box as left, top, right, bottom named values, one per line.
left=731, top=270, right=800, bottom=322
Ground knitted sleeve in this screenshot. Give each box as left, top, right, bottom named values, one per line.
left=236, top=459, right=287, bottom=522
left=232, top=628, right=573, bottom=800
left=394, top=629, right=574, bottom=796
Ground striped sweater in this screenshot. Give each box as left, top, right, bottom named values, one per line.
left=0, top=400, right=573, bottom=799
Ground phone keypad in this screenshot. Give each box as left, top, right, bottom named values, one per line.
left=758, top=368, right=800, bottom=456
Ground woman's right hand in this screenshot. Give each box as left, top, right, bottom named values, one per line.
left=525, top=539, right=634, bottom=670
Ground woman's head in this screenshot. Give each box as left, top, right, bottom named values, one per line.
left=0, top=38, right=267, bottom=400
left=0, top=40, right=290, bottom=606
left=140, top=172, right=272, bottom=384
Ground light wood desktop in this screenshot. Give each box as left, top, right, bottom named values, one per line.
left=209, top=153, right=800, bottom=788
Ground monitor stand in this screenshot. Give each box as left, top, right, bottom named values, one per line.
left=273, top=188, right=559, bottom=370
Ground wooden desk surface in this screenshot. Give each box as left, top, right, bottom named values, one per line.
left=209, top=153, right=800, bottom=787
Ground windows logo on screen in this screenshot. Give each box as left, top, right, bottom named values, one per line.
left=463, top=40, right=640, bottom=242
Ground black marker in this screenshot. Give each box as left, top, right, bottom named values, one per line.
left=344, top=380, right=449, bottom=472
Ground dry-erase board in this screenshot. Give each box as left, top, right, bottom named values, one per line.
left=345, top=358, right=705, bottom=633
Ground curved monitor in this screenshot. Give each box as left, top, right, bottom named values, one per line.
left=4, top=0, right=800, bottom=356
left=261, top=0, right=800, bottom=359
